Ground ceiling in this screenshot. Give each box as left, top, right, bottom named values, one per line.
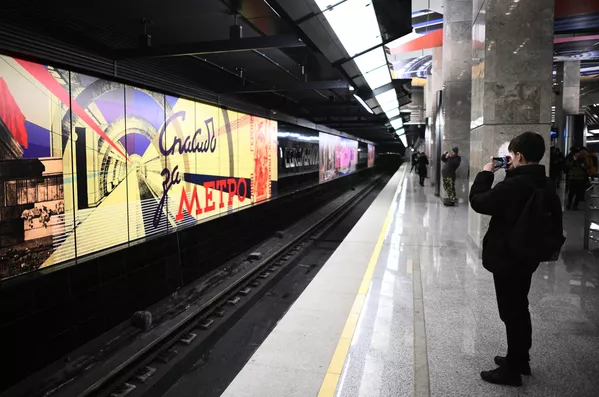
left=0, top=0, right=414, bottom=145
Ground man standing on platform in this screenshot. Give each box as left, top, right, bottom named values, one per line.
left=469, top=132, right=564, bottom=387
left=441, top=147, right=461, bottom=206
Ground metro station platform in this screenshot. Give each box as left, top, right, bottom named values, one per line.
left=221, top=165, right=599, bottom=397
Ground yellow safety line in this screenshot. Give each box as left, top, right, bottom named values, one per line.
left=317, top=165, right=407, bottom=397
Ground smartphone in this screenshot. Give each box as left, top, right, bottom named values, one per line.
left=493, top=156, right=510, bottom=169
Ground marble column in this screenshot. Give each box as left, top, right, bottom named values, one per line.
left=468, top=0, right=555, bottom=245
left=555, top=61, right=581, bottom=151
left=428, top=47, right=443, bottom=190
left=442, top=0, right=473, bottom=203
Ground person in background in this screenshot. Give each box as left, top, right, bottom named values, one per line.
left=417, top=152, right=429, bottom=186
left=550, top=147, right=564, bottom=188
left=564, top=147, right=577, bottom=192
left=411, top=151, right=419, bottom=173
left=469, top=131, right=563, bottom=387
left=588, top=150, right=598, bottom=181
left=441, top=147, right=461, bottom=206
left=567, top=148, right=588, bottom=210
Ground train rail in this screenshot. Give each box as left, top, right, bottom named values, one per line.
left=18, top=173, right=388, bottom=397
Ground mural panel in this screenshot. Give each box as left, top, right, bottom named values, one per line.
left=368, top=143, right=375, bottom=168
left=319, top=132, right=358, bottom=182
left=0, top=55, right=278, bottom=280
left=0, top=56, right=75, bottom=278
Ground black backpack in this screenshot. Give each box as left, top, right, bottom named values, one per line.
left=508, top=183, right=565, bottom=263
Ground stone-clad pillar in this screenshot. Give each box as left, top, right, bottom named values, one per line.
left=442, top=0, right=473, bottom=203
left=555, top=61, right=581, bottom=151
left=427, top=47, right=443, bottom=189
left=468, top=0, right=555, bottom=245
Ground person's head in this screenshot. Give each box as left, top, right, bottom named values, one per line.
left=507, top=131, right=545, bottom=168
left=450, top=147, right=459, bottom=157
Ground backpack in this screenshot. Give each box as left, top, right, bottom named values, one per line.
left=508, top=183, right=565, bottom=264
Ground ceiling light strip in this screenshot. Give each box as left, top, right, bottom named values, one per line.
left=353, top=93, right=373, bottom=114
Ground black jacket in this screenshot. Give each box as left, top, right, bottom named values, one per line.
left=469, top=165, right=563, bottom=274
left=441, top=154, right=461, bottom=179
left=417, top=155, right=429, bottom=175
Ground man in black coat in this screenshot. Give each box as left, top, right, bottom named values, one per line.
left=469, top=132, right=563, bottom=387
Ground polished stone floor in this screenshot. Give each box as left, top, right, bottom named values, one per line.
left=336, top=172, right=599, bottom=397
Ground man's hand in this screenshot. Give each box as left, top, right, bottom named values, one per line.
left=483, top=157, right=497, bottom=173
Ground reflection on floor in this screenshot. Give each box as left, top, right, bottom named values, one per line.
left=336, top=173, right=599, bottom=397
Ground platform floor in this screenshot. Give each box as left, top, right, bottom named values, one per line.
left=221, top=166, right=599, bottom=397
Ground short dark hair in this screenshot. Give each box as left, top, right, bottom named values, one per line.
left=508, top=132, right=545, bottom=163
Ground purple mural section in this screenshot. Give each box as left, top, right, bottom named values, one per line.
left=22, top=121, right=51, bottom=158
left=119, top=133, right=152, bottom=157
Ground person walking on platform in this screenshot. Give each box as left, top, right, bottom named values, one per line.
left=411, top=151, right=419, bottom=173
left=549, top=147, right=564, bottom=188
left=417, top=152, right=429, bottom=186
left=564, top=147, right=577, bottom=192
left=567, top=148, right=589, bottom=210
left=470, top=132, right=564, bottom=387
left=441, top=147, right=461, bottom=206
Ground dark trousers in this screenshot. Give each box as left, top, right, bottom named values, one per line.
left=550, top=171, right=562, bottom=188
left=419, top=175, right=425, bottom=186
left=493, top=271, right=534, bottom=366
left=568, top=180, right=585, bottom=209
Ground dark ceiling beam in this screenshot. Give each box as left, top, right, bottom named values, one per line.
left=114, top=35, right=305, bottom=59
left=231, top=80, right=349, bottom=93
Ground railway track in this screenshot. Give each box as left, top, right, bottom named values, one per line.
left=23, top=173, right=389, bottom=397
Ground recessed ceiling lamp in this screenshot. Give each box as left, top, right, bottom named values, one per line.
left=316, top=0, right=382, bottom=57
left=363, top=66, right=393, bottom=91
left=386, top=108, right=400, bottom=119
left=375, top=88, right=396, bottom=106
left=399, top=134, right=408, bottom=146
left=391, top=120, right=403, bottom=130
left=354, top=47, right=388, bottom=74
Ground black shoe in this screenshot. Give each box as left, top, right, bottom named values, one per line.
left=480, top=366, right=522, bottom=386
left=494, top=356, right=531, bottom=375
left=444, top=201, right=455, bottom=207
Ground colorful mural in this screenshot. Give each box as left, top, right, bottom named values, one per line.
left=319, top=132, right=358, bottom=183
left=368, top=143, right=375, bottom=168
left=0, top=55, right=277, bottom=280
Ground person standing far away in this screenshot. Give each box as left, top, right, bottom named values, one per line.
left=417, top=152, right=429, bottom=186
left=469, top=131, right=565, bottom=387
left=566, top=148, right=589, bottom=210
left=549, top=147, right=564, bottom=188
left=441, top=147, right=461, bottom=206
left=588, top=149, right=598, bottom=181
left=411, top=151, right=419, bottom=173
left=564, top=147, right=577, bottom=192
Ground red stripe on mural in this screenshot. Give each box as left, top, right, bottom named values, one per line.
left=555, top=34, right=599, bottom=44
left=389, top=29, right=443, bottom=53
left=16, top=59, right=130, bottom=162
